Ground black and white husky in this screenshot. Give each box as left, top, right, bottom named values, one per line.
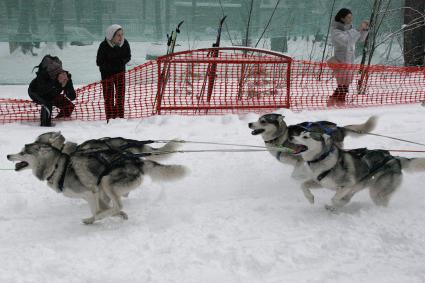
left=7, top=139, right=188, bottom=224
left=248, top=113, right=377, bottom=179
left=289, top=127, right=425, bottom=210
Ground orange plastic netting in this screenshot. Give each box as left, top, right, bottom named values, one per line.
left=1, top=47, right=424, bottom=124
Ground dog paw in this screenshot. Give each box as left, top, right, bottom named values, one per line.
left=118, top=211, right=128, bottom=220
left=307, top=195, right=315, bottom=204
left=303, top=193, right=314, bottom=204
left=82, top=217, right=95, bottom=225
left=325, top=205, right=338, bottom=213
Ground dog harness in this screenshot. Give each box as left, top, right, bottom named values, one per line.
left=46, top=154, right=70, bottom=192
left=313, top=148, right=398, bottom=183
left=307, top=147, right=337, bottom=181
left=299, top=122, right=337, bottom=136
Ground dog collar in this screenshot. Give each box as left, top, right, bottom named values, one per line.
left=264, top=126, right=287, bottom=144
left=308, top=146, right=336, bottom=165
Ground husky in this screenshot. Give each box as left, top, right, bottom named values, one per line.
left=248, top=113, right=377, bottom=179
left=7, top=142, right=188, bottom=224
left=289, top=127, right=425, bottom=211
left=35, top=131, right=181, bottom=161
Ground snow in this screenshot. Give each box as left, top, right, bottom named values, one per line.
left=1, top=95, right=425, bottom=282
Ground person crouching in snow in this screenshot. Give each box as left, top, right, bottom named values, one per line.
left=327, top=8, right=368, bottom=107
left=96, top=24, right=131, bottom=121
left=28, top=55, right=76, bottom=127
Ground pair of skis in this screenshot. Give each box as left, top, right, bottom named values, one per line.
left=156, top=16, right=227, bottom=113
left=199, top=16, right=227, bottom=104
left=156, top=21, right=184, bottom=114
left=166, top=21, right=184, bottom=55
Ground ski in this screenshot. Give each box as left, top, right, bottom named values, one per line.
left=156, top=21, right=184, bottom=114
left=213, top=15, right=227, bottom=48
left=199, top=16, right=227, bottom=104
left=167, top=20, right=184, bottom=55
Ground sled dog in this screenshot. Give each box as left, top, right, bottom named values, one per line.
left=7, top=142, right=187, bottom=224
left=248, top=113, right=377, bottom=179
left=289, top=127, right=425, bottom=210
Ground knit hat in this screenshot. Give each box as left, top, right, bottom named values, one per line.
left=105, top=24, right=123, bottom=41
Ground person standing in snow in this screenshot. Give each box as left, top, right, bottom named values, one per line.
left=327, top=8, right=369, bottom=107
left=96, top=24, right=131, bottom=120
left=28, top=55, right=76, bottom=127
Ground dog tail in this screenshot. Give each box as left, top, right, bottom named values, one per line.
left=142, top=160, right=188, bottom=182
left=399, top=157, right=425, bottom=173
left=145, top=139, right=182, bottom=162
left=344, top=116, right=378, bottom=137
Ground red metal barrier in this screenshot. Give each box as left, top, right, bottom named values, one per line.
left=1, top=47, right=424, bottom=124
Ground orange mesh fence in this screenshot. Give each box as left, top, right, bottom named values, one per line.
left=1, top=47, right=424, bottom=124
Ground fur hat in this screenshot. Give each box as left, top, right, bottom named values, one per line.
left=105, top=24, right=123, bottom=41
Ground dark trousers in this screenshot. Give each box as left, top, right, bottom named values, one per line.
left=101, top=73, right=125, bottom=120
left=29, top=91, right=75, bottom=126
left=328, top=85, right=349, bottom=107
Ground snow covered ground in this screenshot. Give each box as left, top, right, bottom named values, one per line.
left=1, top=89, right=425, bottom=282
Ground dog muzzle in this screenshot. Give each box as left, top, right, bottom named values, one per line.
left=251, top=129, right=265, bottom=135
left=14, top=161, right=29, bottom=171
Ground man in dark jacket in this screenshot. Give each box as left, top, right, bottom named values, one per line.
left=96, top=24, right=131, bottom=120
left=28, top=55, right=76, bottom=126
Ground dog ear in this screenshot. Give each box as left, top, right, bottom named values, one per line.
left=37, top=144, right=55, bottom=155
left=277, top=115, right=286, bottom=126
left=310, top=131, right=322, bottom=140
left=49, top=132, right=61, bottom=143
left=321, top=133, right=332, bottom=145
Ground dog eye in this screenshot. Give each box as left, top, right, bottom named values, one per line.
left=303, top=136, right=308, bottom=139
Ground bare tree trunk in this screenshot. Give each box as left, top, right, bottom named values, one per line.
left=191, top=0, right=197, bottom=33
left=244, top=0, right=254, bottom=47
left=52, top=0, right=65, bottom=49
left=318, top=0, right=336, bottom=80
left=17, top=0, right=38, bottom=54
left=403, top=0, right=425, bottom=66
left=93, top=0, right=103, bottom=36
left=154, top=0, right=162, bottom=41
left=139, top=0, right=147, bottom=37
left=74, top=0, right=83, bottom=27
left=165, top=0, right=171, bottom=35
left=357, top=0, right=384, bottom=95
left=16, top=0, right=30, bottom=54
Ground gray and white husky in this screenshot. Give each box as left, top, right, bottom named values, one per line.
left=7, top=141, right=188, bottom=224
left=289, top=127, right=425, bottom=211
left=248, top=113, right=377, bottom=179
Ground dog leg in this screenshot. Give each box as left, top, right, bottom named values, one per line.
left=90, top=182, right=126, bottom=223
left=301, top=180, right=321, bottom=204
left=83, top=194, right=97, bottom=224
left=326, top=187, right=355, bottom=211
left=369, top=172, right=402, bottom=207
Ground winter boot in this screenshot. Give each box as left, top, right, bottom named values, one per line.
left=40, top=105, right=52, bottom=127
left=327, top=85, right=348, bottom=107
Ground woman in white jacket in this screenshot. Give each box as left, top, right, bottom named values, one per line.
left=328, top=8, right=369, bottom=106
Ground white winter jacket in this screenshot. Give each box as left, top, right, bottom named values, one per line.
left=328, top=21, right=368, bottom=86
left=330, top=21, right=368, bottom=64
